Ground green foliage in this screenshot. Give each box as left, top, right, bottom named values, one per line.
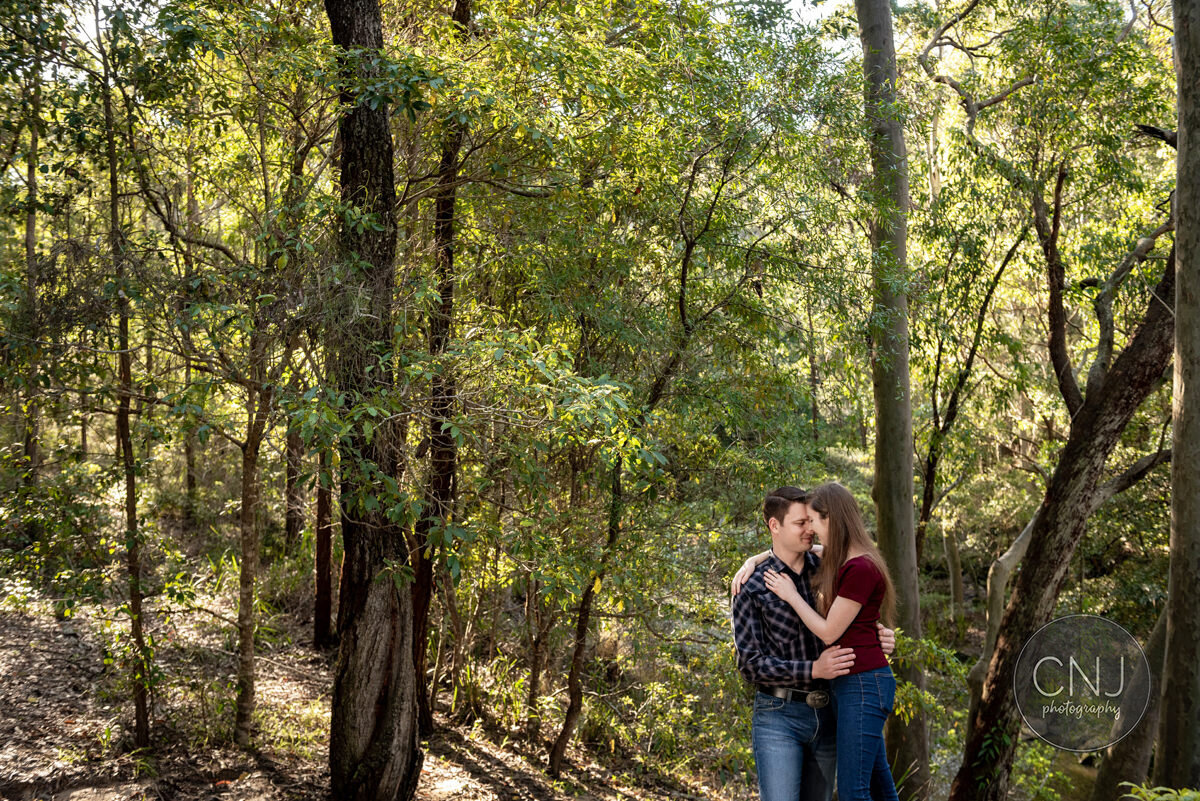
left=0, top=0, right=1180, bottom=792
left=1121, top=786, right=1200, bottom=801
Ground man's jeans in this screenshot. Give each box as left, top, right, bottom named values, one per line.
left=751, top=691, right=837, bottom=801
left=830, top=666, right=901, bottom=801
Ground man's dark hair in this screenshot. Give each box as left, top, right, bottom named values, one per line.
left=763, top=486, right=808, bottom=526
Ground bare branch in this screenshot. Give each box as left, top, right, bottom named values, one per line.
left=917, top=0, right=1034, bottom=133
left=1087, top=220, right=1175, bottom=395
left=977, top=76, right=1037, bottom=112
left=1034, top=162, right=1084, bottom=417
left=1090, top=449, right=1172, bottom=513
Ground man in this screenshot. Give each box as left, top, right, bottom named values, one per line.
left=731, top=486, right=895, bottom=801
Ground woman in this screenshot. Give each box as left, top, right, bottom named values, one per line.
left=739, top=482, right=900, bottom=801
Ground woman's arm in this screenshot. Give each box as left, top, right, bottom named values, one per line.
left=763, top=570, right=863, bottom=645
left=730, top=550, right=772, bottom=597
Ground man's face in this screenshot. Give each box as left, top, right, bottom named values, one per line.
left=770, top=501, right=814, bottom=554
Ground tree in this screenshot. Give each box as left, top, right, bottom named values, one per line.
left=855, top=0, right=930, bottom=792
left=324, top=0, right=422, bottom=797
left=1153, top=0, right=1200, bottom=784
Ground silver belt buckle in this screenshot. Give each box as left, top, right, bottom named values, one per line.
left=806, top=690, right=830, bottom=709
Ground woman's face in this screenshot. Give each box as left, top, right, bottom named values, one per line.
left=810, top=509, right=830, bottom=544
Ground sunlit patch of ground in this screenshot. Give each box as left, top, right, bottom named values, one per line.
left=0, top=599, right=752, bottom=801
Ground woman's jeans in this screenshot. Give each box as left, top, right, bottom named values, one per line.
left=751, top=691, right=837, bottom=801
left=830, top=666, right=901, bottom=801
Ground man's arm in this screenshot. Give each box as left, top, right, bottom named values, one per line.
left=731, top=588, right=855, bottom=684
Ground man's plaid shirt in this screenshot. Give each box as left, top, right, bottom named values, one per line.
left=731, top=549, right=827, bottom=690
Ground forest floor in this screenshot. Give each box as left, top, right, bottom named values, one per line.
left=0, top=603, right=749, bottom=801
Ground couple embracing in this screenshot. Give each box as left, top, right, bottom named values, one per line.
left=731, top=483, right=900, bottom=801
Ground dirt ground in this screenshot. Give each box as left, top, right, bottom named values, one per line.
left=0, top=609, right=745, bottom=801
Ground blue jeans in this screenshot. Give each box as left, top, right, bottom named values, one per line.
left=751, top=691, right=837, bottom=801
left=831, top=667, right=900, bottom=801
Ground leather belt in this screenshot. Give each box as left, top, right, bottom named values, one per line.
left=760, top=686, right=831, bottom=709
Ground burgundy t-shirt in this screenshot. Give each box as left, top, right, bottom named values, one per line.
left=834, top=556, right=888, bottom=674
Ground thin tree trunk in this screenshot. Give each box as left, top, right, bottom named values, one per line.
left=429, top=586, right=449, bottom=718
left=546, top=143, right=726, bottom=776
left=314, top=447, right=333, bottom=649
left=182, top=153, right=199, bottom=535
left=806, top=299, right=819, bottom=444
left=324, top=1, right=421, bottom=797
left=943, top=523, right=963, bottom=622
left=285, top=426, right=303, bottom=554
left=22, top=35, right=41, bottom=495
left=1155, top=0, right=1200, bottom=782
left=966, top=511, right=1037, bottom=732
left=441, top=569, right=466, bottom=711
left=525, top=573, right=554, bottom=742
left=412, top=0, right=470, bottom=737
left=101, top=19, right=148, bottom=749
left=79, top=385, right=88, bottom=457
left=856, top=0, right=929, bottom=792
left=234, top=349, right=270, bottom=747
left=919, top=229, right=1024, bottom=568
left=549, top=463, right=622, bottom=776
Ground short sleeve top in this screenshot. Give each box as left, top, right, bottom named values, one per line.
left=834, top=556, right=889, bottom=674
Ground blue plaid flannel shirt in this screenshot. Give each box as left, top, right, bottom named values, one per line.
left=731, top=549, right=827, bottom=690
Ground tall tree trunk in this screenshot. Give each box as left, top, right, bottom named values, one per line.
left=855, top=0, right=929, bottom=793
left=234, top=345, right=270, bottom=747
left=1090, top=609, right=1166, bottom=801
left=949, top=254, right=1176, bottom=801
left=285, top=426, right=304, bottom=554
left=22, top=35, right=41, bottom=497
left=314, top=447, right=333, bottom=649
left=412, top=0, right=470, bottom=737
left=1155, top=0, right=1200, bottom=782
left=324, top=1, right=421, bottom=797
left=806, top=298, right=820, bottom=444
left=101, top=21, right=148, bottom=750
left=182, top=153, right=199, bottom=535
left=943, top=524, right=964, bottom=623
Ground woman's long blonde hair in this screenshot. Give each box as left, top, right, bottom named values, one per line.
left=808, top=482, right=896, bottom=626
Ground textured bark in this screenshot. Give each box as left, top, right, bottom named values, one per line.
left=325, top=0, right=421, bottom=797
left=101, top=24, right=148, bottom=750
left=855, top=0, right=929, bottom=793
left=1090, top=610, right=1166, bottom=801
left=949, top=252, right=1176, bottom=801
left=314, top=447, right=333, bottom=649
left=1155, top=1, right=1200, bottom=783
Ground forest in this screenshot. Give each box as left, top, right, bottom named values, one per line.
left=1, top=0, right=1199, bottom=799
